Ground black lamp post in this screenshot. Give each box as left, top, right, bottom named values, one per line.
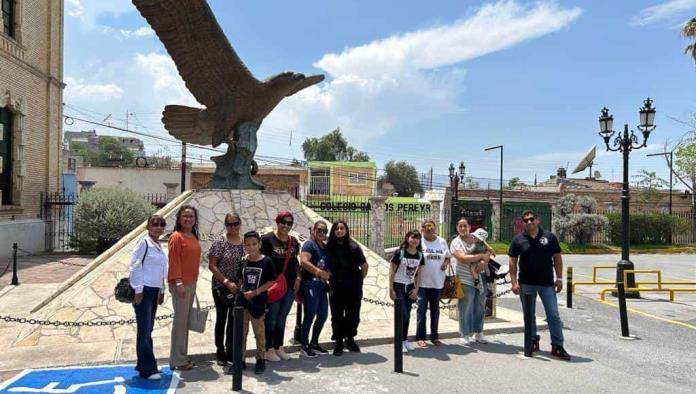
left=598, top=97, right=656, bottom=336
left=449, top=161, right=466, bottom=203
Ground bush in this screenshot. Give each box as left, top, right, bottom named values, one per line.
left=74, top=188, right=155, bottom=253
left=555, top=194, right=608, bottom=244
left=607, top=213, right=689, bottom=245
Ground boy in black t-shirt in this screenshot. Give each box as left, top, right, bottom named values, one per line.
left=231, top=231, right=277, bottom=375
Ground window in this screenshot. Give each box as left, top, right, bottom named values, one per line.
left=1, top=0, right=14, bottom=37
left=0, top=108, right=13, bottom=204
left=68, top=158, right=77, bottom=171
left=349, top=172, right=368, bottom=185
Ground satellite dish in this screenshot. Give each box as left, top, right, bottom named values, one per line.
left=573, top=145, right=597, bottom=175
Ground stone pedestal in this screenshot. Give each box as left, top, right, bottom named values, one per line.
left=163, top=182, right=179, bottom=201
left=368, top=196, right=387, bottom=257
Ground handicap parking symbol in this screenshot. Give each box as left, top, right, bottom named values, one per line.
left=0, top=365, right=179, bottom=393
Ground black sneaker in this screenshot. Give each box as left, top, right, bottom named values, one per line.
left=216, top=349, right=227, bottom=366
left=551, top=345, right=571, bottom=361
left=532, top=335, right=540, bottom=353
left=311, top=344, right=329, bottom=355
left=254, top=359, right=265, bottom=375
left=345, top=337, right=361, bottom=353
left=301, top=346, right=317, bottom=358
left=333, top=339, right=344, bottom=356
left=223, top=361, right=246, bottom=375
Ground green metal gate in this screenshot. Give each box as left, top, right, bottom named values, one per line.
left=450, top=200, right=493, bottom=240
left=501, top=202, right=552, bottom=241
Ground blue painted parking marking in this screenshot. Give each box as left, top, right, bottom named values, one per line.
left=0, top=365, right=178, bottom=393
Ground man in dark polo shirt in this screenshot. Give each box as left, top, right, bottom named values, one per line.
left=509, top=210, right=571, bottom=361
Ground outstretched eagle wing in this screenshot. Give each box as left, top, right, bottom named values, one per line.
left=132, top=0, right=260, bottom=108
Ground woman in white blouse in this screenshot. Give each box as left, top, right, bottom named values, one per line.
left=129, top=214, right=168, bottom=380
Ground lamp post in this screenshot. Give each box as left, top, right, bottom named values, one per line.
left=646, top=151, right=673, bottom=243
left=597, top=98, right=656, bottom=308
left=485, top=145, right=503, bottom=241
left=449, top=162, right=465, bottom=235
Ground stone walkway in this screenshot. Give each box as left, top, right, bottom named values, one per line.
left=0, top=253, right=91, bottom=289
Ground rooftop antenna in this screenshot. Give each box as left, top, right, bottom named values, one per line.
left=572, top=145, right=597, bottom=180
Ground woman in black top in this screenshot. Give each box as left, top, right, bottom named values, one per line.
left=208, top=213, right=244, bottom=365
left=261, top=210, right=301, bottom=362
left=326, top=219, right=368, bottom=355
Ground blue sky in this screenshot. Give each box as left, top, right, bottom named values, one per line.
left=63, top=0, right=696, bottom=188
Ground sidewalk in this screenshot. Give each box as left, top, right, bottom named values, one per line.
left=0, top=253, right=92, bottom=290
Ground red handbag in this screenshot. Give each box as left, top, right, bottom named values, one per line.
left=267, top=237, right=293, bottom=304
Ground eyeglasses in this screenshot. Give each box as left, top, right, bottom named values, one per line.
left=225, top=221, right=241, bottom=227
left=151, top=222, right=166, bottom=228
left=522, top=217, right=536, bottom=223
left=315, top=228, right=328, bottom=234
left=280, top=220, right=294, bottom=226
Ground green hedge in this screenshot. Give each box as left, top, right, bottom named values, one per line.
left=607, top=213, right=689, bottom=245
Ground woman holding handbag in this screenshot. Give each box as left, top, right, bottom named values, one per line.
left=129, top=214, right=168, bottom=380
left=168, top=205, right=202, bottom=371
left=208, top=213, right=244, bottom=366
left=449, top=218, right=491, bottom=345
left=262, top=211, right=300, bottom=362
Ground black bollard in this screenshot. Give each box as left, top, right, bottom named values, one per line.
left=293, top=301, right=302, bottom=344
left=393, top=297, right=403, bottom=373
left=617, top=279, right=630, bottom=337
left=11, top=243, right=19, bottom=286
left=522, top=293, right=535, bottom=357
left=566, top=267, right=572, bottom=309
left=231, top=305, right=244, bottom=391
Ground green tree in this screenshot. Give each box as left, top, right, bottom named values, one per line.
left=507, top=177, right=522, bottom=188
left=302, top=128, right=370, bottom=161
left=632, top=169, right=668, bottom=202
left=69, top=141, right=98, bottom=165
left=554, top=194, right=608, bottom=244
left=96, top=136, right=134, bottom=166
left=682, top=17, right=696, bottom=62
left=381, top=160, right=423, bottom=197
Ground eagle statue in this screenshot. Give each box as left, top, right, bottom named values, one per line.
left=132, top=0, right=324, bottom=189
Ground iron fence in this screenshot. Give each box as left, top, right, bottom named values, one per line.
left=302, top=196, right=371, bottom=245
left=384, top=201, right=432, bottom=248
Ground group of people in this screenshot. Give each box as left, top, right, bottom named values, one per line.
left=127, top=205, right=570, bottom=380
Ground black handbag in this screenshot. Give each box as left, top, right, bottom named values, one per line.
left=115, top=239, right=149, bottom=303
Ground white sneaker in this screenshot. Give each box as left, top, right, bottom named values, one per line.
left=276, top=347, right=291, bottom=360
left=404, top=341, right=416, bottom=351
left=459, top=336, right=471, bottom=345
left=402, top=341, right=408, bottom=353
left=265, top=348, right=281, bottom=362
left=474, top=332, right=489, bottom=344
left=146, top=373, right=162, bottom=380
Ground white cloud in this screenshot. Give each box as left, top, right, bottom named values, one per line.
left=630, top=0, right=696, bottom=26
left=67, top=0, right=134, bottom=26
left=134, top=53, right=199, bottom=107
left=262, top=1, right=582, bottom=144
left=118, top=26, right=155, bottom=38
left=64, top=77, right=124, bottom=103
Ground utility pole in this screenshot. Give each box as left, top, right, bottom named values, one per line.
left=181, top=142, right=187, bottom=193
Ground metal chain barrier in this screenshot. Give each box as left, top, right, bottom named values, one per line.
left=16, top=247, right=89, bottom=268
left=0, top=305, right=216, bottom=327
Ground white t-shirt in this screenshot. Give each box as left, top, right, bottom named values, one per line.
left=391, top=249, right=425, bottom=285
left=419, top=236, right=451, bottom=289
left=450, top=236, right=478, bottom=288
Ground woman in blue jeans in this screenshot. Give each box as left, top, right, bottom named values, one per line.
left=298, top=221, right=331, bottom=357
left=129, top=215, right=168, bottom=380
left=261, top=211, right=301, bottom=362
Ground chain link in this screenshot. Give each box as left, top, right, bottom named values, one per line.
left=0, top=305, right=215, bottom=327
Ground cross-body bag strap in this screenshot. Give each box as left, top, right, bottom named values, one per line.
left=279, top=237, right=293, bottom=276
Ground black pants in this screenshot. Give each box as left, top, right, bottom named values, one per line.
left=212, top=286, right=234, bottom=359
left=329, top=281, right=363, bottom=341
left=393, top=283, right=415, bottom=341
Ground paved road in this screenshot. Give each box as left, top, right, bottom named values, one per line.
left=171, top=293, right=695, bottom=393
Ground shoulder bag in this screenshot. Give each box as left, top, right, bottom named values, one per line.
left=115, top=239, right=149, bottom=303
left=267, top=237, right=293, bottom=304
left=440, top=261, right=464, bottom=304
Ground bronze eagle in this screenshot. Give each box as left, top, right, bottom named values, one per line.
left=132, top=0, right=324, bottom=148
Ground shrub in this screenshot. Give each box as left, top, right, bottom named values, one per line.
left=74, top=188, right=155, bottom=253
left=555, top=194, right=608, bottom=244
left=607, top=213, right=689, bottom=245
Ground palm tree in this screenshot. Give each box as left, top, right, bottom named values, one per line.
left=683, top=17, right=696, bottom=62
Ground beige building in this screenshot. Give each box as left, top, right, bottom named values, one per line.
left=0, top=0, right=64, bottom=256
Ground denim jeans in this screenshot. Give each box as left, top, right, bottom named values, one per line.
left=265, top=287, right=295, bottom=350
left=457, top=283, right=485, bottom=337
left=133, top=286, right=159, bottom=377
left=394, top=283, right=416, bottom=341
left=519, top=284, right=564, bottom=346
left=301, top=280, right=329, bottom=346
left=416, top=287, right=441, bottom=341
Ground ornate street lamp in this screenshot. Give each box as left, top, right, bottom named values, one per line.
left=449, top=161, right=465, bottom=203
left=598, top=97, right=656, bottom=337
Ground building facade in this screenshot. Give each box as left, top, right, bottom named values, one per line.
left=308, top=161, right=376, bottom=197
left=0, top=0, right=64, bottom=256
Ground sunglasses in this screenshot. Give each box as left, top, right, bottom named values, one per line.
left=280, top=220, right=294, bottom=226
left=151, top=221, right=166, bottom=228
left=315, top=228, right=328, bottom=234
left=522, top=217, right=536, bottom=223
left=225, top=221, right=241, bottom=227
